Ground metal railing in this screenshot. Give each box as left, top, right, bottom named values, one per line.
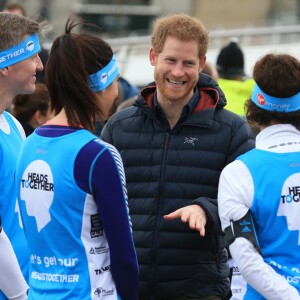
left=108, top=23, right=300, bottom=49
left=44, top=24, right=300, bottom=87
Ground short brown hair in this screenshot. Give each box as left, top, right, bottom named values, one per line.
left=151, top=14, right=209, bottom=59
left=0, top=12, right=51, bottom=51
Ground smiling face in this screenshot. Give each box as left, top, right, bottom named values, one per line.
left=150, top=36, right=205, bottom=105
left=7, top=53, right=43, bottom=96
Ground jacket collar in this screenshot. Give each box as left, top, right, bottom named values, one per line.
left=139, top=73, right=226, bottom=115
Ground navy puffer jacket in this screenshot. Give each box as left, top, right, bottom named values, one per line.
left=101, top=74, right=255, bottom=300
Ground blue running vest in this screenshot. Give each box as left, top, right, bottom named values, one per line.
left=16, top=129, right=122, bottom=300
left=238, top=149, right=300, bottom=299
left=0, top=111, right=29, bottom=299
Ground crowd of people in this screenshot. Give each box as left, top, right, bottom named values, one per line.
left=1, top=3, right=300, bottom=300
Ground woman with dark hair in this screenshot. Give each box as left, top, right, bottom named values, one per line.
left=218, top=53, right=300, bottom=299
left=15, top=19, right=138, bottom=300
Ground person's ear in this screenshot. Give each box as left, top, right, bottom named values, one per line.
left=0, top=67, right=9, bottom=76
left=149, top=48, right=157, bottom=66
left=199, top=56, right=207, bottom=72
left=33, top=110, right=44, bottom=125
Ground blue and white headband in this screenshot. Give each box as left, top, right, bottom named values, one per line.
left=252, top=83, right=300, bottom=112
left=88, top=54, right=119, bottom=92
left=0, top=33, right=41, bottom=69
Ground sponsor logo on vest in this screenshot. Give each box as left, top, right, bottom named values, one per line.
left=277, top=174, right=300, bottom=245
left=21, top=172, right=54, bottom=191
left=281, top=186, right=300, bottom=203
left=95, top=265, right=111, bottom=275
left=89, top=246, right=109, bottom=255
left=94, top=287, right=114, bottom=296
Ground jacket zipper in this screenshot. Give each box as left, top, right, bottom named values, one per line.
left=149, top=131, right=170, bottom=296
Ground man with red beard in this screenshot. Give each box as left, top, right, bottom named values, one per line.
left=102, top=14, right=254, bottom=300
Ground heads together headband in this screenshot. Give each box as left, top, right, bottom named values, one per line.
left=252, top=83, right=300, bottom=112
left=88, top=54, right=119, bottom=93
left=0, top=34, right=41, bottom=69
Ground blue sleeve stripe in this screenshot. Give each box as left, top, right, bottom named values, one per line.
left=101, top=142, right=132, bottom=230
left=88, top=147, right=106, bottom=194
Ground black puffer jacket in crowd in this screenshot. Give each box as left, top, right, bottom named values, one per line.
left=101, top=74, right=255, bottom=300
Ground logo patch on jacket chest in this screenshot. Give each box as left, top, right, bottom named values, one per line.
left=184, top=137, right=198, bottom=146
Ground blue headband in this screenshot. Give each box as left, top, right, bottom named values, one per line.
left=88, top=54, right=119, bottom=92
left=251, top=83, right=300, bottom=112
left=0, top=34, right=41, bottom=69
